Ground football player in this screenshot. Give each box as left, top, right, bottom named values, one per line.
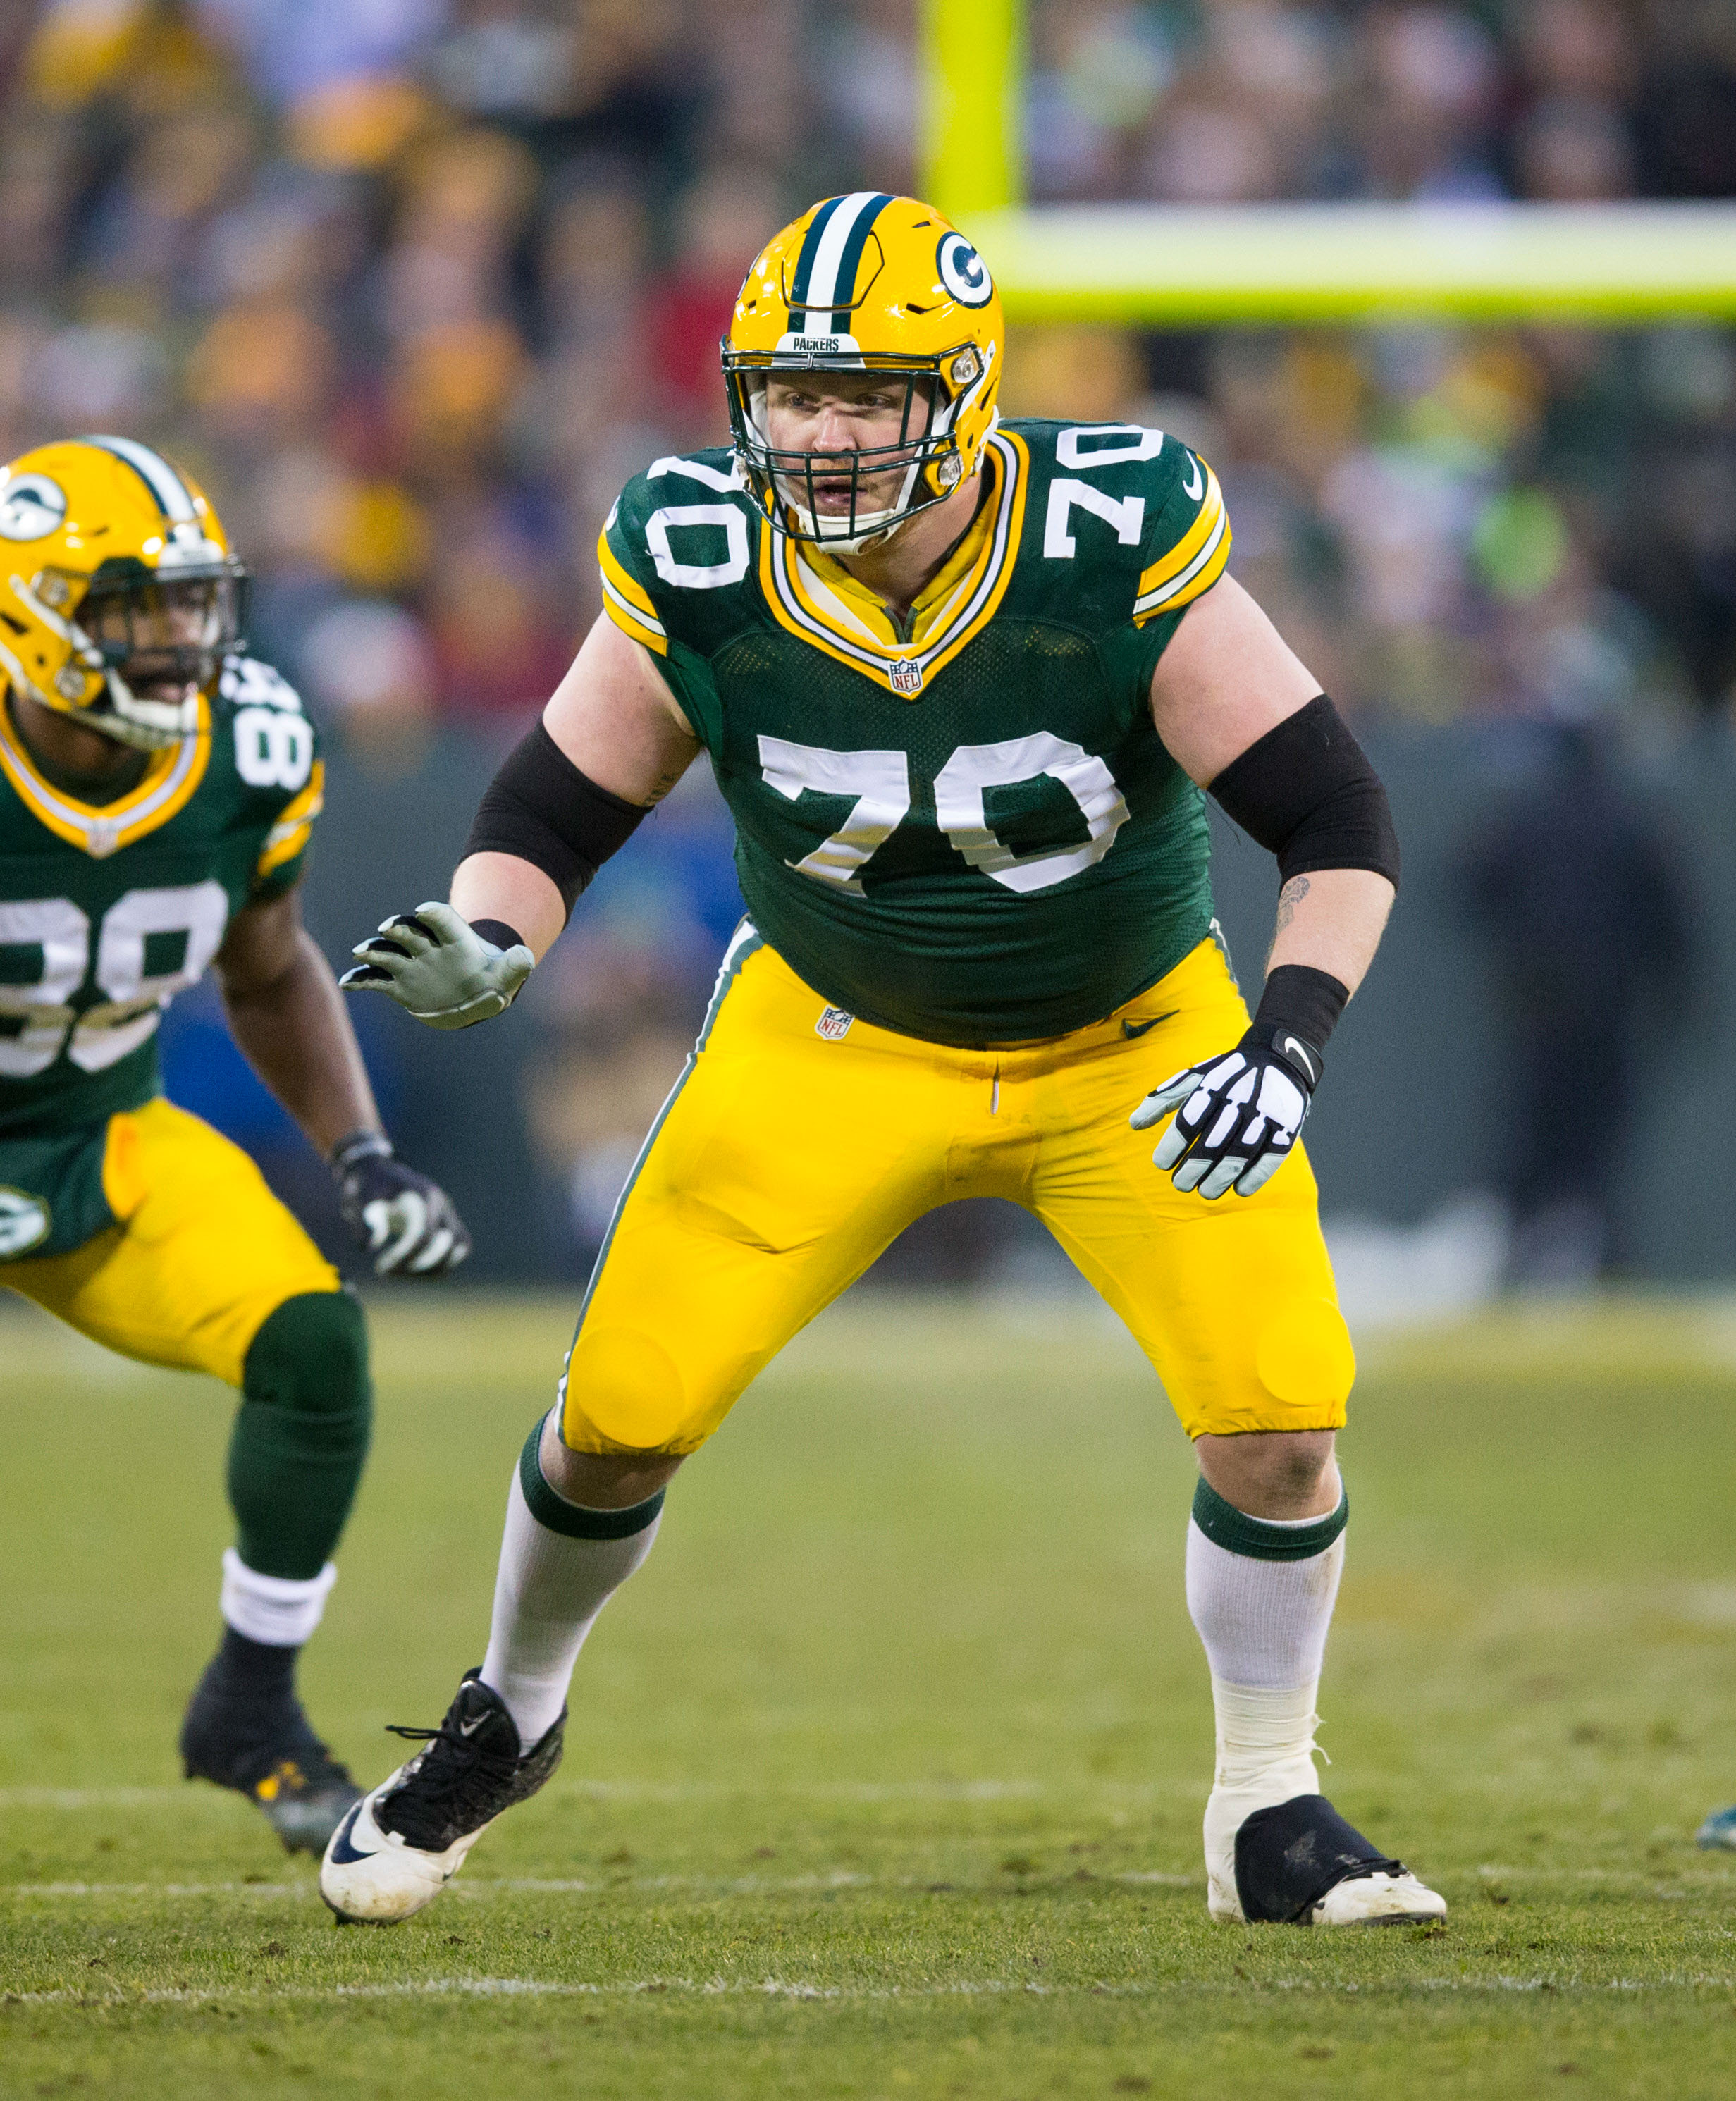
left=0, top=437, right=469, bottom=1853
left=324, top=194, right=1444, bottom=1928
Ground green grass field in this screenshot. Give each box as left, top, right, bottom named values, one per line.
left=4, top=1290, right=1736, bottom=2099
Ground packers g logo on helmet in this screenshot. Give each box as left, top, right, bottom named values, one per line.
left=0, top=474, right=69, bottom=542
left=0, top=437, right=249, bottom=751
left=722, top=193, right=1005, bottom=549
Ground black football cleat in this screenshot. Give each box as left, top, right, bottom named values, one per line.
left=180, top=1662, right=361, bottom=1856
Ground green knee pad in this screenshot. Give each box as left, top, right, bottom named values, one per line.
left=228, top=1290, right=373, bottom=1582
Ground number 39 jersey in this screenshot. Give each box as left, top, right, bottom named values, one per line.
left=0, top=655, right=321, bottom=1139
left=599, top=419, right=1233, bottom=1046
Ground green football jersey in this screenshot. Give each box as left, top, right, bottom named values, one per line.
left=600, top=419, right=1233, bottom=1046
left=0, top=653, right=321, bottom=1157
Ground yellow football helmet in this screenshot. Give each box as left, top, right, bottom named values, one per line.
left=0, top=436, right=249, bottom=751
left=722, top=192, right=1004, bottom=548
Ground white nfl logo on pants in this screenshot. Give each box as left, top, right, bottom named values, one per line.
left=815, top=1007, right=854, bottom=1041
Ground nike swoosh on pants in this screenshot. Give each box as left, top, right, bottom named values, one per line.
left=1122, top=1010, right=1178, bottom=1039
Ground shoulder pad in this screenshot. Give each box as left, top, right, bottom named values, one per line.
left=218, top=654, right=304, bottom=715
left=601, top=452, right=759, bottom=655
left=644, top=448, right=746, bottom=495
left=1004, top=419, right=1231, bottom=627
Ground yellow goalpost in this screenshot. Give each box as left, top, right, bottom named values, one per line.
left=918, top=0, right=1736, bottom=322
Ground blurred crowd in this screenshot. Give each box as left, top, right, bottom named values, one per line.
left=1, top=0, right=1731, bottom=1283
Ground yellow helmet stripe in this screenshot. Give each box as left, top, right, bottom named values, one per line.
left=789, top=192, right=893, bottom=335
left=84, top=434, right=198, bottom=522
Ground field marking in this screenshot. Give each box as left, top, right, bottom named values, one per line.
left=0, top=1870, right=1198, bottom=1899
left=0, top=1779, right=1061, bottom=1812
left=7, top=1972, right=1736, bottom=2013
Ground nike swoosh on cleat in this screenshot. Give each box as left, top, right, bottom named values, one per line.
left=1123, top=1011, right=1177, bottom=1039
left=324, top=1804, right=376, bottom=1866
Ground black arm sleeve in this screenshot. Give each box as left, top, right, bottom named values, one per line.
left=463, top=723, right=651, bottom=918
left=1207, top=694, right=1401, bottom=889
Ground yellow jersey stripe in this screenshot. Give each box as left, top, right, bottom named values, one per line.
left=601, top=588, right=670, bottom=658
left=759, top=431, right=1030, bottom=691
left=0, top=691, right=211, bottom=856
left=1133, top=507, right=1231, bottom=623
left=1135, top=465, right=1225, bottom=596
left=600, top=569, right=666, bottom=639
left=254, top=760, right=325, bottom=879
left=795, top=455, right=1006, bottom=652
left=597, top=531, right=660, bottom=620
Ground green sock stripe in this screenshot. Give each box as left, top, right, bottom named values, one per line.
left=1190, top=1475, right=1348, bottom=1562
left=517, top=1421, right=665, bottom=1541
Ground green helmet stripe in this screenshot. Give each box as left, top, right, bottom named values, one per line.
left=82, top=435, right=197, bottom=522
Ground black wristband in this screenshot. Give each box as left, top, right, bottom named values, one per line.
left=1246, top=963, right=1349, bottom=1091
left=469, top=918, right=525, bottom=953
left=331, top=1128, right=393, bottom=1173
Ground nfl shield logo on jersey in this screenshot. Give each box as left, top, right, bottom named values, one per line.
left=815, top=1006, right=854, bottom=1041
left=887, top=660, right=923, bottom=697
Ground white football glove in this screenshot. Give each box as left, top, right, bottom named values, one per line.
left=1131, top=1025, right=1321, bottom=1200
left=339, top=901, right=534, bottom=1030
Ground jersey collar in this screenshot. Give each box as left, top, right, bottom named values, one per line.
left=0, top=693, right=212, bottom=858
left=759, top=431, right=1029, bottom=697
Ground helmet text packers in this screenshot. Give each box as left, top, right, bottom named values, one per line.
left=722, top=193, right=1004, bottom=550
left=0, top=436, right=249, bottom=752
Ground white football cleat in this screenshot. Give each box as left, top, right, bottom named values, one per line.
left=319, top=1780, right=479, bottom=1923
left=1212, top=1789, right=1447, bottom=1928
left=319, top=1671, right=563, bottom=1926
left=1309, top=1866, right=1447, bottom=1926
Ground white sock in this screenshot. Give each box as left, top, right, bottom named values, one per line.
left=220, top=1549, right=337, bottom=1646
left=479, top=1420, right=663, bottom=1749
left=1186, top=1513, right=1344, bottom=1691
left=1188, top=1484, right=1347, bottom=1915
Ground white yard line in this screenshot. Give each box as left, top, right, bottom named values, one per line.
left=0, top=1779, right=1060, bottom=1811
left=0, top=1870, right=1198, bottom=1899
left=7, top=1973, right=1736, bottom=2011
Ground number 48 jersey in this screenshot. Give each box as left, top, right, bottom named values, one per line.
left=0, top=655, right=321, bottom=1140
left=599, top=419, right=1233, bottom=1047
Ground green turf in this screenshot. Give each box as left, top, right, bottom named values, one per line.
left=5, top=1290, right=1736, bottom=2099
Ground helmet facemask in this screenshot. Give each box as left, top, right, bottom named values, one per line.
left=26, top=553, right=250, bottom=752
left=725, top=345, right=991, bottom=553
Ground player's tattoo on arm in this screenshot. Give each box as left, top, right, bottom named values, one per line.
left=1274, top=875, right=1310, bottom=935
left=1266, top=874, right=1310, bottom=970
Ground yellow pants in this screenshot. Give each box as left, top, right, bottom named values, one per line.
left=4, top=1097, right=340, bottom=1387
left=561, top=929, right=1353, bottom=1454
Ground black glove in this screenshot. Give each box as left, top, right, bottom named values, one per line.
left=1129, top=963, right=1348, bottom=1202
left=331, top=1132, right=472, bottom=1276
left=1131, top=1024, right=1320, bottom=1200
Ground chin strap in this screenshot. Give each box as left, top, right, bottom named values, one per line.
left=97, top=669, right=199, bottom=751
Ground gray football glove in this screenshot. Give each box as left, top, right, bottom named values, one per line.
left=339, top=901, right=534, bottom=1030
left=1130, top=1025, right=1319, bottom=1200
